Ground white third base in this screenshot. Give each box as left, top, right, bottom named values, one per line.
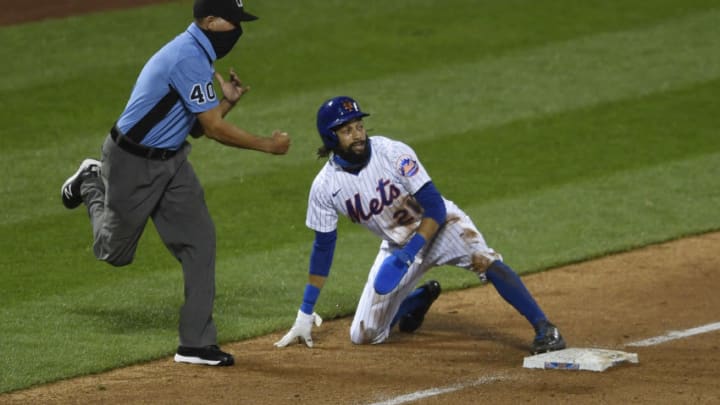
left=523, top=348, right=639, bottom=372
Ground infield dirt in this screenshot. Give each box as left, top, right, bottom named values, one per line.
left=2, top=3, right=719, bottom=404
left=5, top=232, right=720, bottom=404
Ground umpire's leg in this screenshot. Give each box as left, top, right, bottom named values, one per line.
left=83, top=136, right=164, bottom=266
left=152, top=153, right=218, bottom=348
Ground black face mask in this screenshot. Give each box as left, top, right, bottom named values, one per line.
left=202, top=26, right=242, bottom=59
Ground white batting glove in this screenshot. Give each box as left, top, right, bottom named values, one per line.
left=274, top=310, right=323, bottom=348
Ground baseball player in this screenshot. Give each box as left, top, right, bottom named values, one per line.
left=275, top=96, right=566, bottom=354
left=60, top=0, right=289, bottom=366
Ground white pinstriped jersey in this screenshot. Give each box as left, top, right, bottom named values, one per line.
left=306, top=136, right=431, bottom=245
left=306, top=135, right=502, bottom=344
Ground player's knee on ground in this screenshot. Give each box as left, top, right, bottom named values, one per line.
left=350, top=321, right=389, bottom=345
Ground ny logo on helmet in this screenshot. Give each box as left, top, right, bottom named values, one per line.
left=342, top=101, right=358, bottom=112
left=236, top=0, right=243, bottom=7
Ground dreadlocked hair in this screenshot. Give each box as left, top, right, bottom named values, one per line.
left=317, top=145, right=331, bottom=158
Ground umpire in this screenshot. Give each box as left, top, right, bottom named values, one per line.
left=60, top=0, right=289, bottom=366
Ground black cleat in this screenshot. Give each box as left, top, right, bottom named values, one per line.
left=398, top=280, right=441, bottom=333
left=61, top=158, right=100, bottom=209
left=174, top=345, right=234, bottom=366
left=531, top=320, right=566, bottom=354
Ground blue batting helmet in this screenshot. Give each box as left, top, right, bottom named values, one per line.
left=316, top=96, right=370, bottom=149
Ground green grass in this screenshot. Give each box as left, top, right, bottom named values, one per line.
left=2, top=0, right=720, bottom=393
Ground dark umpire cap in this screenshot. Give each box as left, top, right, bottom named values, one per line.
left=193, top=0, right=259, bottom=24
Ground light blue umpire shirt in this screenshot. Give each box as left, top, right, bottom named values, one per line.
left=115, top=23, right=220, bottom=150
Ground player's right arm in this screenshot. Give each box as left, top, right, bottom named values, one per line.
left=303, top=228, right=336, bottom=300
left=273, top=229, right=336, bottom=349
left=275, top=176, right=338, bottom=348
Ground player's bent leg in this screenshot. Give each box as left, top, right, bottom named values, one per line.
left=349, top=285, right=397, bottom=344
left=350, top=322, right=389, bottom=345
left=350, top=247, right=430, bottom=344
left=421, top=204, right=566, bottom=353
left=485, top=260, right=547, bottom=326
left=485, top=260, right=566, bottom=353
left=392, top=280, right=442, bottom=333
left=530, top=320, right=566, bottom=354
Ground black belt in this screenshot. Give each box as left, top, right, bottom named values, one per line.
left=110, top=126, right=181, bottom=160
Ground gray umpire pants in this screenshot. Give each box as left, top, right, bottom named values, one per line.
left=81, top=135, right=217, bottom=348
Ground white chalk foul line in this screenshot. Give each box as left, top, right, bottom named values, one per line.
left=625, top=321, right=720, bottom=347
left=367, top=375, right=505, bottom=405
left=368, top=322, right=720, bottom=405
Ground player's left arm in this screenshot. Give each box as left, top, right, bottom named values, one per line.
left=374, top=181, right=446, bottom=294
left=374, top=138, right=447, bottom=293
left=411, top=181, right=447, bottom=242
left=391, top=140, right=446, bottom=242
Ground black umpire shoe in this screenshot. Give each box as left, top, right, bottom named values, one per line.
left=530, top=320, right=566, bottom=354
left=61, top=158, right=100, bottom=209
left=174, top=345, right=234, bottom=366
left=398, top=280, right=442, bottom=333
